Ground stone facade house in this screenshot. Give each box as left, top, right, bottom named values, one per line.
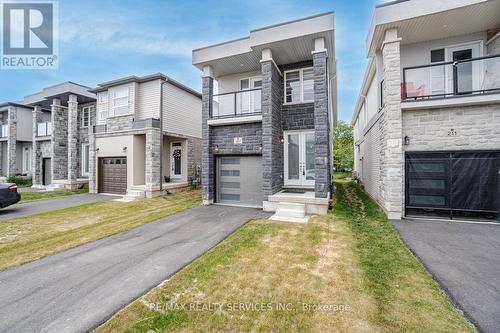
left=352, top=0, right=500, bottom=221
left=88, top=74, right=202, bottom=199
left=192, top=12, right=337, bottom=222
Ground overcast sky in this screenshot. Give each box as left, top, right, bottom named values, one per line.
left=0, top=0, right=387, bottom=122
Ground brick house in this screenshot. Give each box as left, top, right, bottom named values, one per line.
left=352, top=0, right=500, bottom=221
left=192, top=12, right=337, bottom=222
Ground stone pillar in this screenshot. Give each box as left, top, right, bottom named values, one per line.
left=313, top=42, right=330, bottom=199
left=379, top=29, right=403, bottom=219
left=51, top=98, right=68, bottom=182
left=201, top=66, right=214, bottom=204
left=145, top=128, right=161, bottom=196
left=88, top=133, right=97, bottom=193
left=67, top=94, right=78, bottom=187
left=261, top=49, right=283, bottom=203
left=7, top=106, right=17, bottom=176
left=32, top=105, right=43, bottom=186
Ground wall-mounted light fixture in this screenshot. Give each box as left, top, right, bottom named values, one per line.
left=122, top=146, right=128, bottom=152
left=95, top=148, right=99, bottom=153
left=404, top=136, right=410, bottom=146
left=259, top=144, right=263, bottom=152
left=213, top=144, right=219, bottom=154
left=278, top=136, right=284, bottom=144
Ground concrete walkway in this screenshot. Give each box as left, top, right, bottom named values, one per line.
left=0, top=205, right=268, bottom=333
left=0, top=194, right=119, bottom=220
left=391, top=218, right=500, bottom=333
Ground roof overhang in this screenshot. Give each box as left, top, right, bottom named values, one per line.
left=0, top=102, right=33, bottom=110
left=24, top=82, right=96, bottom=109
left=351, top=58, right=376, bottom=125
left=192, top=12, right=335, bottom=77
left=366, top=0, right=500, bottom=56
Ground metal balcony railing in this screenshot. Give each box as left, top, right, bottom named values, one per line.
left=210, top=88, right=262, bottom=119
left=402, top=54, right=500, bottom=101
left=37, top=122, right=52, bottom=136
left=0, top=124, right=8, bottom=138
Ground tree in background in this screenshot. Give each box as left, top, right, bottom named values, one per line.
left=333, top=120, right=354, bottom=172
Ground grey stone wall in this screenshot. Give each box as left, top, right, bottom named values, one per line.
left=313, top=52, right=331, bottom=198
left=32, top=106, right=43, bottom=185
left=88, top=133, right=97, bottom=193
left=145, top=128, right=161, bottom=191
left=187, top=136, right=202, bottom=184
left=403, top=104, right=500, bottom=151
left=7, top=106, right=17, bottom=176
left=281, top=103, right=315, bottom=131
left=67, top=95, right=78, bottom=181
left=211, top=123, right=262, bottom=155
left=201, top=76, right=214, bottom=202
left=51, top=99, right=68, bottom=180
left=261, top=61, right=284, bottom=200
left=107, top=114, right=134, bottom=132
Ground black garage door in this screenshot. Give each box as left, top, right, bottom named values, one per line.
left=405, top=151, right=500, bottom=221
left=98, top=157, right=127, bottom=195
left=216, top=156, right=262, bottom=207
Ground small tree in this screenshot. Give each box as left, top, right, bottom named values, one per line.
left=333, top=120, right=354, bottom=172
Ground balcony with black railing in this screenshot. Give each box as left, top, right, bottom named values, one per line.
left=210, top=88, right=262, bottom=119
left=402, top=54, right=500, bottom=101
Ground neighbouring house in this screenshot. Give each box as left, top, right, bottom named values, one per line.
left=352, top=0, right=500, bottom=221
left=192, top=12, right=337, bottom=222
left=88, top=74, right=202, bottom=199
left=24, top=82, right=97, bottom=189
left=0, top=102, right=34, bottom=177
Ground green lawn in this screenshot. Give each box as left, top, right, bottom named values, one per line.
left=96, top=181, right=473, bottom=333
left=0, top=190, right=201, bottom=271
left=20, top=188, right=88, bottom=203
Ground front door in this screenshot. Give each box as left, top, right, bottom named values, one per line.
left=284, top=131, right=315, bottom=187
left=170, top=142, right=182, bottom=179
left=43, top=158, right=51, bottom=186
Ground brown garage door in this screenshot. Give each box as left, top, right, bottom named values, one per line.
left=99, top=157, right=127, bottom=194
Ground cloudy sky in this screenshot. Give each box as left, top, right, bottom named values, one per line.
left=0, top=0, right=386, bottom=122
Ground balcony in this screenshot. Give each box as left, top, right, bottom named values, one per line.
left=402, top=54, right=500, bottom=101
left=37, top=122, right=52, bottom=136
left=0, top=124, right=8, bottom=138
left=211, top=88, right=262, bottom=119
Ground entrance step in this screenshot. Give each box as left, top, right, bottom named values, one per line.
left=121, top=189, right=146, bottom=202
left=269, top=202, right=310, bottom=223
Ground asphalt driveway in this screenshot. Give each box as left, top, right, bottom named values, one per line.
left=0, top=205, right=268, bottom=333
left=391, top=219, right=500, bottom=333
left=0, top=193, right=119, bottom=220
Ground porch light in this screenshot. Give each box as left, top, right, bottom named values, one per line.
left=278, top=136, right=284, bottom=144
left=213, top=145, right=219, bottom=154
left=259, top=144, right=262, bottom=151
left=404, top=136, right=410, bottom=146
left=122, top=146, right=127, bottom=152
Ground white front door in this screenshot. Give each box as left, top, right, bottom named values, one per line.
left=170, top=142, right=183, bottom=179
left=284, top=131, right=315, bottom=187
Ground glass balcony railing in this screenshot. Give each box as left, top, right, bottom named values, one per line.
left=37, top=122, right=52, bottom=136
left=0, top=124, right=8, bottom=138
left=211, top=88, right=262, bottom=119
left=402, top=54, right=500, bottom=100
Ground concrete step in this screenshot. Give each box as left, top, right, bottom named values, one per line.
left=268, top=202, right=309, bottom=223
left=121, top=189, right=146, bottom=202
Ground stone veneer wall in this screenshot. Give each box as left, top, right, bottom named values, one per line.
left=281, top=103, right=315, bottom=131
left=51, top=101, right=68, bottom=180
left=201, top=76, right=214, bottom=203
left=106, top=115, right=134, bottom=132
left=67, top=96, right=78, bottom=181
left=402, top=104, right=500, bottom=151
left=211, top=123, right=262, bottom=155
left=32, top=106, right=43, bottom=185
left=145, top=128, right=161, bottom=192
left=7, top=106, right=17, bottom=176
left=187, top=136, right=202, bottom=184
left=261, top=61, right=284, bottom=200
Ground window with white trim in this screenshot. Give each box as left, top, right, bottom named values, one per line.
left=81, top=144, right=90, bottom=176
left=81, top=106, right=91, bottom=127
left=98, top=93, right=108, bottom=121
left=284, top=67, right=314, bottom=104
left=111, top=87, right=129, bottom=116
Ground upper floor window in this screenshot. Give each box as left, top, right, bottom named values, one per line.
left=81, top=106, right=92, bottom=127
left=111, top=87, right=129, bottom=116
left=284, top=67, right=314, bottom=104
left=98, top=93, right=108, bottom=121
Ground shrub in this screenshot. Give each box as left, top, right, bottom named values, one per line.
left=5, top=176, right=32, bottom=187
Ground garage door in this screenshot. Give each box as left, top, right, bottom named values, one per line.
left=216, top=156, right=262, bottom=207
left=99, top=157, right=127, bottom=195
left=405, top=151, right=499, bottom=221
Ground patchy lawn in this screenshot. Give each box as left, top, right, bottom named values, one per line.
left=96, top=181, right=472, bottom=333
left=0, top=190, right=201, bottom=271
left=20, top=188, right=88, bottom=203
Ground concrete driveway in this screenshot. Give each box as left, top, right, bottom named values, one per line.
left=0, top=205, right=268, bottom=333
left=391, top=219, right=500, bottom=333
left=0, top=193, right=119, bottom=220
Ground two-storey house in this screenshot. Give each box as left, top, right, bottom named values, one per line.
left=192, top=12, right=337, bottom=222
left=352, top=0, right=500, bottom=221
left=88, top=74, right=202, bottom=198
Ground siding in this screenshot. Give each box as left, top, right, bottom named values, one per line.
left=16, top=107, right=33, bottom=142
left=360, top=119, right=381, bottom=205
left=136, top=79, right=161, bottom=120
left=162, top=82, right=202, bottom=138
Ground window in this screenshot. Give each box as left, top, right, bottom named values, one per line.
left=81, top=106, right=91, bottom=127
left=284, top=68, right=314, bottom=104
left=22, top=147, right=31, bottom=174
left=111, top=87, right=129, bottom=116
left=81, top=144, right=90, bottom=176
left=98, top=92, right=109, bottom=121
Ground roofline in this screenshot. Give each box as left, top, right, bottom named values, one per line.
left=0, top=102, right=34, bottom=109
left=90, top=73, right=201, bottom=99
left=351, top=58, right=375, bottom=125
left=375, top=0, right=410, bottom=8
left=192, top=11, right=334, bottom=53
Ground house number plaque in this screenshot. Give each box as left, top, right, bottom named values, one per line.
left=447, top=128, right=457, bottom=137
left=234, top=137, right=243, bottom=144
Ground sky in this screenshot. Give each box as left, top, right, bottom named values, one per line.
left=0, top=0, right=386, bottom=122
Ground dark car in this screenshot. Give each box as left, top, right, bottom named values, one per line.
left=0, top=183, right=21, bottom=208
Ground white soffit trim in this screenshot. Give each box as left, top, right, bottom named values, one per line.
left=352, top=58, right=375, bottom=125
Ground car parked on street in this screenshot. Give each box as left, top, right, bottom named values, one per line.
left=0, top=183, right=21, bottom=208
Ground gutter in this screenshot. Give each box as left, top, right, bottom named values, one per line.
left=160, top=80, right=165, bottom=193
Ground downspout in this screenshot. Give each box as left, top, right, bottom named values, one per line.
left=160, top=79, right=165, bottom=193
